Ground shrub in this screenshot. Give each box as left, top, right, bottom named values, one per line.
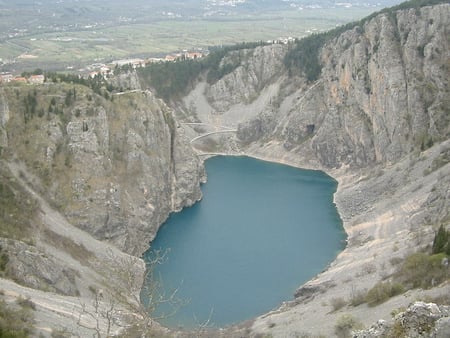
left=389, top=256, right=403, bottom=266
left=0, top=248, right=8, bottom=272
left=16, top=297, right=36, bottom=310
left=0, top=168, right=39, bottom=242
left=349, top=288, right=367, bottom=307
left=330, top=297, right=347, bottom=311
left=0, top=299, right=35, bottom=337
left=395, top=252, right=449, bottom=289
left=365, top=281, right=404, bottom=306
left=432, top=225, right=449, bottom=255
left=334, top=314, right=363, bottom=338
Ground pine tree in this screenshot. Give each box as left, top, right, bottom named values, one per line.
left=432, top=224, right=449, bottom=254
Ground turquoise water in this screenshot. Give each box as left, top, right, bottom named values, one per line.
left=142, top=156, right=346, bottom=328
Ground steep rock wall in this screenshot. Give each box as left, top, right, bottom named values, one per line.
left=176, top=4, right=450, bottom=337
left=234, top=4, right=450, bottom=169
left=205, top=44, right=286, bottom=112
left=0, top=86, right=204, bottom=256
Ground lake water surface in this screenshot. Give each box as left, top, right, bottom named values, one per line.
left=142, top=156, right=345, bottom=328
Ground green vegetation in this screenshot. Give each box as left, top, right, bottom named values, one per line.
left=0, top=168, right=38, bottom=242
left=138, top=59, right=203, bottom=101
left=284, top=0, right=449, bottom=82
left=45, top=72, right=118, bottom=100
left=330, top=297, right=347, bottom=312
left=0, top=246, right=8, bottom=274
left=22, top=90, right=38, bottom=123
left=334, top=314, right=363, bottom=338
left=138, top=41, right=267, bottom=100
left=0, top=3, right=379, bottom=71
left=0, top=298, right=35, bottom=337
left=394, top=252, right=449, bottom=289
left=432, top=225, right=450, bottom=255
left=351, top=227, right=450, bottom=308
left=20, top=69, right=44, bottom=78
left=365, top=281, right=404, bottom=306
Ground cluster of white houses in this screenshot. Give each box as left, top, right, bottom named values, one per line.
left=0, top=73, right=45, bottom=85
left=85, top=51, right=206, bottom=78
left=1, top=50, right=207, bottom=83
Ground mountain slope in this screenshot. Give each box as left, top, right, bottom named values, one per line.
left=0, top=1, right=448, bottom=337
left=174, top=2, right=450, bottom=336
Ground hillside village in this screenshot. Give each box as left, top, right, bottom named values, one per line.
left=0, top=50, right=207, bottom=85
left=0, top=73, right=44, bottom=85
left=0, top=38, right=295, bottom=84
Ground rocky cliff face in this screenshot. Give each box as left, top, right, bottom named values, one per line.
left=0, top=83, right=205, bottom=336
left=205, top=44, right=286, bottom=112
left=234, top=4, right=450, bottom=169
left=0, top=86, right=204, bottom=256
left=176, top=3, right=450, bottom=337
left=314, top=4, right=449, bottom=167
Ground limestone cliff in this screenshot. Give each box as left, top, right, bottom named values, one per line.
left=175, top=3, right=450, bottom=337
left=205, top=45, right=286, bottom=112
left=232, top=4, right=450, bottom=169
left=0, top=83, right=204, bottom=335
left=0, top=86, right=204, bottom=256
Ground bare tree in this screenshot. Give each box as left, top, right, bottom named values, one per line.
left=74, top=248, right=186, bottom=337
left=76, top=291, right=118, bottom=338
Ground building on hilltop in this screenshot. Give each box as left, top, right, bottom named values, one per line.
left=185, top=52, right=204, bottom=60
left=0, top=73, right=13, bottom=83
left=12, top=77, right=27, bottom=83
left=29, top=74, right=45, bottom=84
left=112, top=59, right=146, bottom=69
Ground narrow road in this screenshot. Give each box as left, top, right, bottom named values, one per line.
left=190, top=129, right=237, bottom=144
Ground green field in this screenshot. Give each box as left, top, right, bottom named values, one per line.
left=0, top=6, right=383, bottom=72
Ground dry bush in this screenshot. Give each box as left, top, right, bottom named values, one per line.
left=365, top=281, right=404, bottom=306
left=330, top=297, right=347, bottom=312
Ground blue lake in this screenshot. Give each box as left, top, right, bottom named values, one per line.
left=142, top=156, right=346, bottom=328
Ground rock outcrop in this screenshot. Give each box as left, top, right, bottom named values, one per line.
left=354, top=301, right=450, bottom=338
left=234, top=4, right=450, bottom=169
left=205, top=44, right=286, bottom=112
